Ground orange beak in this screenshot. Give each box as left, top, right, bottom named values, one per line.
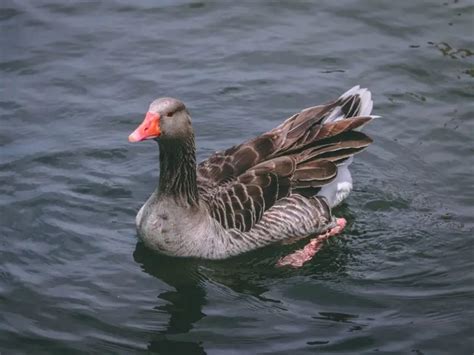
left=128, top=112, right=161, bottom=142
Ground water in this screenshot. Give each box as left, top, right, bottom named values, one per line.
left=1, top=0, right=473, bottom=353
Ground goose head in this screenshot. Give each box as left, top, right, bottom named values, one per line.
left=128, top=97, right=192, bottom=143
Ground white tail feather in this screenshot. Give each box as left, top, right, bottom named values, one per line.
left=317, top=86, right=374, bottom=207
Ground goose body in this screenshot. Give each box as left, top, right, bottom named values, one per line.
left=129, top=86, right=375, bottom=260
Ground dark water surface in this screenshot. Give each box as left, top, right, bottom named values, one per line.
left=1, top=1, right=473, bottom=354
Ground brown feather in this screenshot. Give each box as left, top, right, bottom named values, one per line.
left=197, top=89, right=374, bottom=231
left=315, top=116, right=372, bottom=140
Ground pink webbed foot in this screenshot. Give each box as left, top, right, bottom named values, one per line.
left=276, top=218, right=347, bottom=268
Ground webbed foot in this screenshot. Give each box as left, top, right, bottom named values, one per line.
left=276, top=218, right=346, bottom=268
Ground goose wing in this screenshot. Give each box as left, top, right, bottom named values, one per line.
left=197, top=86, right=373, bottom=188
left=202, top=123, right=372, bottom=232
left=198, top=86, right=374, bottom=232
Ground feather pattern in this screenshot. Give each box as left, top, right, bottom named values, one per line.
left=133, top=86, right=376, bottom=259
left=197, top=87, right=374, bottom=233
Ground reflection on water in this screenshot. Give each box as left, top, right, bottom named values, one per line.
left=134, top=244, right=207, bottom=354
left=132, top=225, right=363, bottom=353
left=430, top=41, right=473, bottom=59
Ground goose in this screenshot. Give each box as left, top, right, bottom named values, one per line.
left=129, top=86, right=375, bottom=267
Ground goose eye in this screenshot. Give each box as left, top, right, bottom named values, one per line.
left=166, top=112, right=173, bottom=117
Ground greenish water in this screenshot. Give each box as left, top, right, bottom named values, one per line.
left=1, top=1, right=473, bottom=354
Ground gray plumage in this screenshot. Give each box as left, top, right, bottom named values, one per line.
left=133, top=86, right=376, bottom=259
